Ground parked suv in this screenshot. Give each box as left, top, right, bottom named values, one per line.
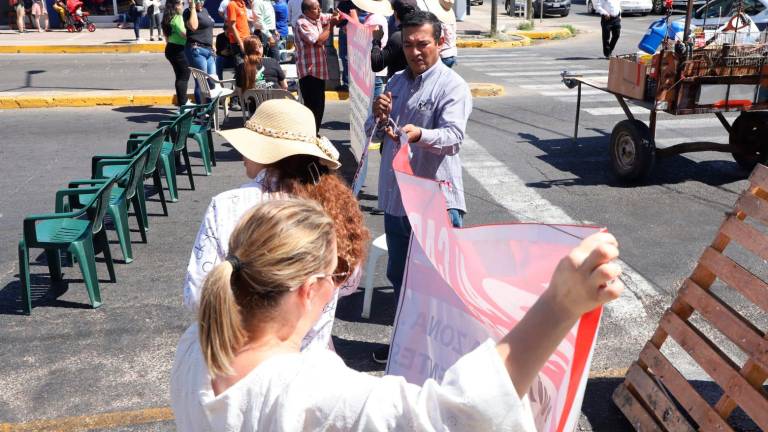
left=506, top=0, right=571, bottom=17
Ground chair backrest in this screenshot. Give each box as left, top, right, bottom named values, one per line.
left=88, top=179, right=116, bottom=235
left=189, top=67, right=213, bottom=100
left=143, top=126, right=167, bottom=177
left=241, top=89, right=296, bottom=120
left=122, top=144, right=151, bottom=201
left=170, top=110, right=194, bottom=152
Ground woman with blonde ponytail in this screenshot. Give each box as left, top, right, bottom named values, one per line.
left=183, top=98, right=368, bottom=352
left=171, top=198, right=625, bottom=431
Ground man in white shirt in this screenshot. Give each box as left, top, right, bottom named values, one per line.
left=596, top=0, right=621, bottom=58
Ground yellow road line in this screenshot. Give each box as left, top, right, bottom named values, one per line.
left=0, top=407, right=173, bottom=432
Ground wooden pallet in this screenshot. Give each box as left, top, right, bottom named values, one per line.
left=613, top=164, right=768, bottom=431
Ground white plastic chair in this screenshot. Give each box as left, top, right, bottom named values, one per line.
left=189, top=67, right=235, bottom=131
left=361, top=234, right=388, bottom=319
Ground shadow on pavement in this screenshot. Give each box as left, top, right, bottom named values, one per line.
left=332, top=336, right=387, bottom=373
left=112, top=106, right=179, bottom=125
left=515, top=132, right=747, bottom=188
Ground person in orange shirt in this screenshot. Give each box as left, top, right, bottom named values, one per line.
left=226, top=0, right=251, bottom=88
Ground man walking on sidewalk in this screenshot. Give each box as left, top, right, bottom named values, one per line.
left=597, top=0, right=621, bottom=58
left=294, top=0, right=339, bottom=133
left=367, top=10, right=472, bottom=364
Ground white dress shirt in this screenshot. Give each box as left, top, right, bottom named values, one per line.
left=182, top=170, right=361, bottom=352
left=596, top=0, right=621, bottom=17
left=171, top=325, right=538, bottom=432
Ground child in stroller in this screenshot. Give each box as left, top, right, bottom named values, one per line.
left=64, top=0, right=96, bottom=32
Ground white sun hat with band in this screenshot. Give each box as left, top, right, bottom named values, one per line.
left=350, top=0, right=394, bottom=16
left=218, top=99, right=341, bottom=170
left=418, top=0, right=455, bottom=24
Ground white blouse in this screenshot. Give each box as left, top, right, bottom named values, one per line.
left=171, top=324, right=537, bottom=432
left=182, top=171, right=361, bottom=352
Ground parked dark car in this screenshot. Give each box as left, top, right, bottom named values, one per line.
left=506, top=0, right=571, bottom=17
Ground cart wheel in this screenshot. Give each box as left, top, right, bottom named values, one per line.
left=87, top=23, right=96, bottom=32
left=610, top=119, right=656, bottom=182
left=730, top=112, right=768, bottom=171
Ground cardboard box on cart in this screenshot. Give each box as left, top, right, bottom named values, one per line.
left=608, top=55, right=648, bottom=100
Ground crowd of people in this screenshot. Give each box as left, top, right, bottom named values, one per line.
left=164, top=0, right=627, bottom=429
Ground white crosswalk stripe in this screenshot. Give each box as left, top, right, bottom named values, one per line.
left=583, top=106, right=650, bottom=116
left=487, top=69, right=607, bottom=77
left=556, top=94, right=620, bottom=103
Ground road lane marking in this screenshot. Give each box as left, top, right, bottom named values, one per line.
left=584, top=106, right=649, bottom=115
left=487, top=69, right=607, bottom=77
left=0, top=407, right=173, bottom=432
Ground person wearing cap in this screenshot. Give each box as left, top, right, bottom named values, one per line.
left=367, top=10, right=471, bottom=364
left=294, top=0, right=340, bottom=133
left=183, top=99, right=368, bottom=352
left=370, top=0, right=416, bottom=79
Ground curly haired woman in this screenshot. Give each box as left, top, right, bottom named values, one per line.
left=183, top=98, right=368, bottom=351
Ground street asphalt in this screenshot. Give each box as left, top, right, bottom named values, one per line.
left=1, top=4, right=767, bottom=431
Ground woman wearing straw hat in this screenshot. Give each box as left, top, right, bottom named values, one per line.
left=171, top=197, right=624, bottom=430
left=182, top=99, right=368, bottom=352
left=419, top=0, right=458, bottom=67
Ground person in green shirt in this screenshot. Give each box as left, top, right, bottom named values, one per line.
left=162, top=0, right=190, bottom=106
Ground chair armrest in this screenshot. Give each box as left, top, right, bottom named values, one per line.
left=126, top=138, right=145, bottom=153
left=55, top=186, right=101, bottom=213
left=68, top=179, right=108, bottom=188
left=94, top=159, right=131, bottom=179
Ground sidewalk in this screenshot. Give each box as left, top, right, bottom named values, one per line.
left=0, top=1, right=578, bottom=53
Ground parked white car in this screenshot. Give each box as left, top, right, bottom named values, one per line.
left=587, top=0, right=653, bottom=15
left=681, top=0, right=768, bottom=30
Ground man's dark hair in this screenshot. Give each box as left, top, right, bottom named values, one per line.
left=392, top=0, right=417, bottom=20
left=400, top=11, right=442, bottom=42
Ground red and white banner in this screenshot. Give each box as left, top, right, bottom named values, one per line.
left=386, top=137, right=604, bottom=432
left=341, top=12, right=375, bottom=196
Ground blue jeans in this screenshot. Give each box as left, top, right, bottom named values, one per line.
left=441, top=56, right=456, bottom=68
left=338, top=29, right=349, bottom=86
left=384, top=209, right=464, bottom=317
left=373, top=76, right=385, bottom=99
left=185, top=45, right=216, bottom=104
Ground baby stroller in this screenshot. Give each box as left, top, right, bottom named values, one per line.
left=65, top=0, right=96, bottom=32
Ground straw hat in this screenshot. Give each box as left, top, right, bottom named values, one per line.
left=419, top=0, right=455, bottom=24
left=351, top=0, right=394, bottom=16
left=218, top=99, right=341, bottom=170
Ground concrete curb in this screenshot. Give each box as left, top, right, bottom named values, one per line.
left=508, top=27, right=574, bottom=40
left=456, top=35, right=532, bottom=48
left=0, top=83, right=503, bottom=109
left=0, top=43, right=165, bottom=54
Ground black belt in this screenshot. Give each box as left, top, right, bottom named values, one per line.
left=189, top=42, right=212, bottom=49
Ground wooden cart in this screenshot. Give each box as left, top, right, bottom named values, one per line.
left=562, top=40, right=768, bottom=182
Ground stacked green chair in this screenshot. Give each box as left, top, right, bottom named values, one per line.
left=67, top=144, right=151, bottom=264
left=130, top=111, right=195, bottom=202
left=181, top=96, right=219, bottom=175
left=99, top=126, right=169, bottom=230
left=159, top=109, right=195, bottom=202
left=18, top=178, right=117, bottom=314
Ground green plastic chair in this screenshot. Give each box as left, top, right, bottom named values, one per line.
left=158, top=110, right=195, bottom=202
left=181, top=96, right=219, bottom=175
left=18, top=179, right=116, bottom=314
left=68, top=144, right=151, bottom=264
left=96, top=126, right=169, bottom=231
